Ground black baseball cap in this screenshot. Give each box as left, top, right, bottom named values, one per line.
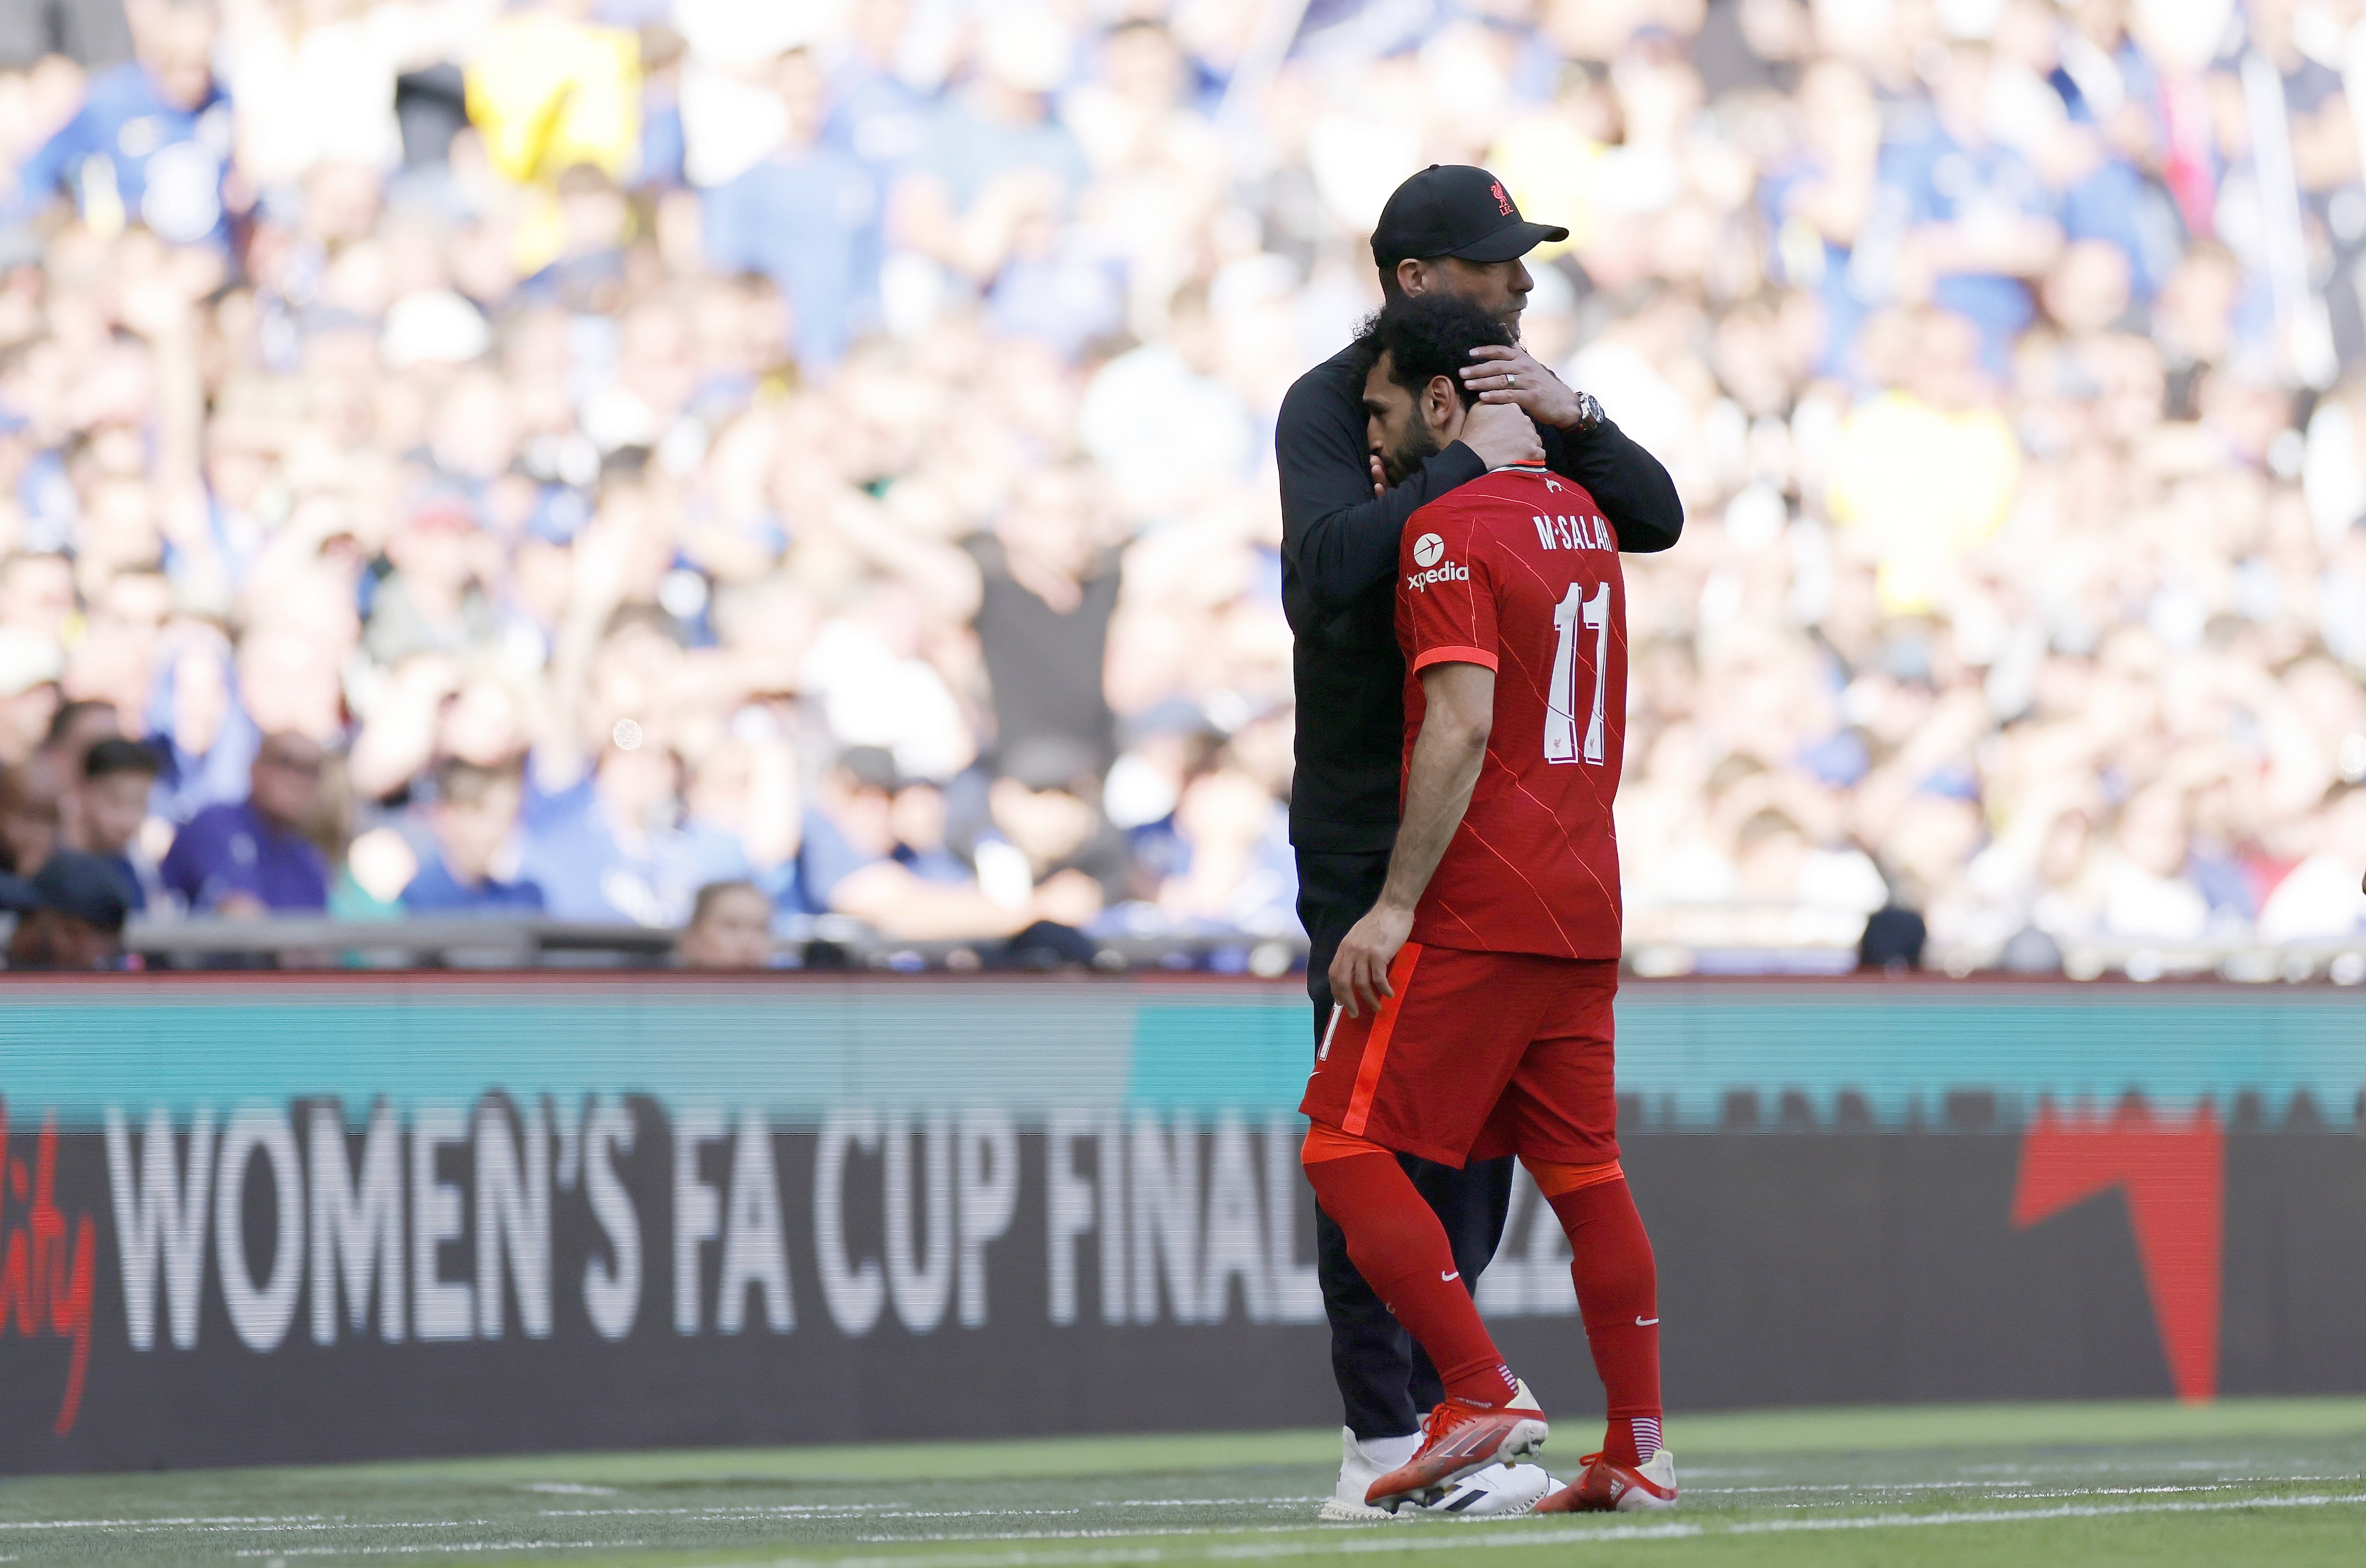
left=1371, top=165, right=1568, bottom=269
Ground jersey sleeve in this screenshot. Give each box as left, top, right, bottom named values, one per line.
left=1397, top=495, right=1498, bottom=673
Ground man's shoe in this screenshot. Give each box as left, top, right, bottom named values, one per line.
left=1319, top=1427, right=1417, bottom=1521
left=1534, top=1448, right=1677, bottom=1513
left=1322, top=1441, right=1553, bottom=1521
left=1363, top=1382, right=1548, bottom=1514
left=1423, top=1462, right=1554, bottom=1515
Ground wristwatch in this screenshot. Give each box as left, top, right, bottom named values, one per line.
left=1571, top=390, right=1605, bottom=433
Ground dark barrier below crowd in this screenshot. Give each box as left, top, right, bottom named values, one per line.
left=0, top=975, right=2358, bottom=1472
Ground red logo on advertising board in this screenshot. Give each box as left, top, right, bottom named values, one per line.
left=0, top=1103, right=98, bottom=1433
left=2011, top=1099, right=2223, bottom=1403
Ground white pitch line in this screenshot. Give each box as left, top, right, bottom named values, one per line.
left=0, top=1521, right=499, bottom=1537
left=1727, top=1493, right=2366, bottom=1533
left=865, top=1526, right=1367, bottom=1546
left=733, top=1524, right=1705, bottom=1568
left=0, top=1516, right=333, bottom=1532
left=1097, top=1500, right=1324, bottom=1509
left=39, top=1482, right=2366, bottom=1567
left=1698, top=1479, right=2262, bottom=1498
left=535, top=1501, right=1315, bottom=1524
left=1084, top=1504, right=1325, bottom=1514
left=233, top=1544, right=646, bottom=1559
left=540, top=1506, right=1092, bottom=1523
left=717, top=1489, right=2366, bottom=1568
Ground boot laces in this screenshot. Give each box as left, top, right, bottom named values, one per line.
left=1416, top=1397, right=1498, bottom=1455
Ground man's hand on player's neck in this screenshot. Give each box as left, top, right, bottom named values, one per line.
left=1330, top=660, right=1497, bottom=1016
left=1463, top=344, right=1588, bottom=431
left=1459, top=398, right=1545, bottom=470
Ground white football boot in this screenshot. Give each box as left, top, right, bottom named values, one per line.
left=1424, top=1460, right=1555, bottom=1515
left=1320, top=1428, right=1553, bottom=1520
left=1321, top=1428, right=1417, bottom=1520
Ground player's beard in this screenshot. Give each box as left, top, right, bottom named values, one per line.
left=1380, top=418, right=1444, bottom=486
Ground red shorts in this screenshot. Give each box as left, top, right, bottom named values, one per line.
left=1299, top=943, right=1620, bottom=1168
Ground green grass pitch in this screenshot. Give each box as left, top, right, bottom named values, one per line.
left=6, top=1399, right=2365, bottom=1566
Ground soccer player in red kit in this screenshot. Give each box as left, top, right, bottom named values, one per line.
left=1298, top=291, right=1674, bottom=1516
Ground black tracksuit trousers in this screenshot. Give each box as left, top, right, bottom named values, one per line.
left=1296, top=847, right=1517, bottom=1440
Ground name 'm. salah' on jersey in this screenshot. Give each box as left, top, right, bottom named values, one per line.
left=1395, top=463, right=1627, bottom=961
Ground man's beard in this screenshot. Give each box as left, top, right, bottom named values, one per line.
left=1379, top=419, right=1443, bottom=486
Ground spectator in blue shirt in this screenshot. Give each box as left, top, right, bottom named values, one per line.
left=11, top=0, right=234, bottom=250
left=1999, top=10, right=2176, bottom=306
left=401, top=758, right=547, bottom=916
left=702, top=49, right=882, bottom=370
left=887, top=778, right=973, bottom=885
left=1760, top=59, right=1882, bottom=379
left=160, top=730, right=330, bottom=914
left=892, top=9, right=1090, bottom=295
left=145, top=629, right=259, bottom=824
left=520, top=725, right=748, bottom=926
left=74, top=735, right=162, bottom=913
left=908, top=12, right=1087, bottom=217
left=1872, top=42, right=2064, bottom=377
left=825, top=0, right=930, bottom=171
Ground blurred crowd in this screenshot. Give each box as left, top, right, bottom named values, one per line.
left=0, top=0, right=2363, bottom=970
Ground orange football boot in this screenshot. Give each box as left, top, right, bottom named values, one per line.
left=1534, top=1448, right=1678, bottom=1513
left=1363, top=1380, right=1548, bottom=1514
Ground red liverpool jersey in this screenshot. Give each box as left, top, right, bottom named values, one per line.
left=1395, top=462, right=1627, bottom=960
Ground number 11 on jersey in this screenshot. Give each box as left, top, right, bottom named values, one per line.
left=1545, top=580, right=1610, bottom=765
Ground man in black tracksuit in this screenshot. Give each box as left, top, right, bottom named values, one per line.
left=1277, top=166, right=1682, bottom=1514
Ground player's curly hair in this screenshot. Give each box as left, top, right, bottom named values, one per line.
left=1353, top=293, right=1514, bottom=409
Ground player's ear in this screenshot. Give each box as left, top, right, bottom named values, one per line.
left=1426, top=375, right=1457, bottom=427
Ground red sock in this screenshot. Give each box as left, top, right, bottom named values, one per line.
left=1546, top=1177, right=1661, bottom=1466
left=1304, top=1151, right=1518, bottom=1407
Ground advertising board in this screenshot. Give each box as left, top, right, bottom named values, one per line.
left=0, top=975, right=2357, bottom=1471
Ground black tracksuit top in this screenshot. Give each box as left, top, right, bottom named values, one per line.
left=1276, top=340, right=1685, bottom=854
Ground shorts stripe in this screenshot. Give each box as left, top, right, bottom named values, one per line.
left=1300, top=1122, right=1391, bottom=1163
left=1523, top=1156, right=1624, bottom=1197
left=1342, top=942, right=1424, bottom=1136
left=1412, top=644, right=1499, bottom=672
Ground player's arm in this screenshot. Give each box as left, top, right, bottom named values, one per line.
left=1544, top=417, right=1684, bottom=554
left=1330, top=660, right=1495, bottom=1017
